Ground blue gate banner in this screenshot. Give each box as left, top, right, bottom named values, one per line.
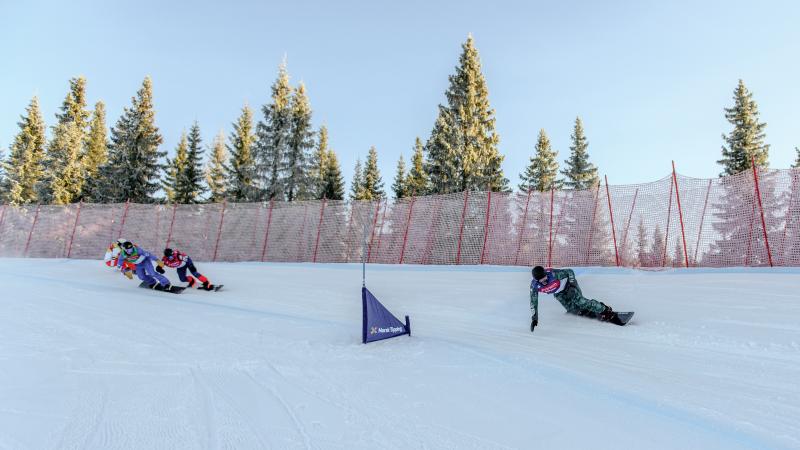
left=362, top=287, right=411, bottom=344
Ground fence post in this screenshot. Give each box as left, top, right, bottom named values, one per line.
left=480, top=191, right=493, bottom=265
left=672, top=162, right=690, bottom=267
left=66, top=201, right=83, bottom=258
left=604, top=176, right=620, bottom=267
left=24, top=204, right=41, bottom=256
left=620, top=188, right=639, bottom=266
left=752, top=159, right=774, bottom=267
left=312, top=198, right=327, bottom=263
left=399, top=196, right=416, bottom=264
left=547, top=189, right=555, bottom=267
left=693, top=179, right=712, bottom=266
left=212, top=200, right=227, bottom=262
left=662, top=176, right=674, bottom=267
left=455, top=191, right=470, bottom=265
left=585, top=183, right=601, bottom=265
left=514, top=190, right=533, bottom=266
left=165, top=203, right=178, bottom=248
left=366, top=200, right=381, bottom=263
left=260, top=199, right=275, bottom=262
left=117, top=199, right=130, bottom=239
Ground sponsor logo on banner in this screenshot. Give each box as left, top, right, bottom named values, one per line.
left=371, top=325, right=404, bottom=335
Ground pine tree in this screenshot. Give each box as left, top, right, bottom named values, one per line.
left=718, top=80, right=769, bottom=175
left=164, top=132, right=189, bottom=203
left=561, top=117, right=599, bottom=190
left=285, top=82, right=315, bottom=201
left=635, top=220, right=648, bottom=267
left=255, top=62, right=293, bottom=200
left=311, top=126, right=330, bottom=199
left=362, top=146, right=385, bottom=200
left=226, top=104, right=258, bottom=202
left=82, top=101, right=108, bottom=201
left=206, top=131, right=227, bottom=203
left=349, top=158, right=364, bottom=201
left=2, top=97, right=47, bottom=204
left=42, top=77, right=90, bottom=204
left=650, top=225, right=666, bottom=267
left=519, top=129, right=561, bottom=192
left=321, top=149, right=345, bottom=200
left=425, top=35, right=506, bottom=193
left=405, top=137, right=428, bottom=196
left=793, top=147, right=799, bottom=168
left=392, top=154, right=407, bottom=199
left=98, top=77, right=164, bottom=203
left=174, top=121, right=206, bottom=203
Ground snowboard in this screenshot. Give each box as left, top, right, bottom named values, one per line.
left=610, top=311, right=634, bottom=326
left=198, top=284, right=223, bottom=292
left=138, top=281, right=186, bottom=294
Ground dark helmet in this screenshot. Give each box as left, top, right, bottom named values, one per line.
left=164, top=248, right=174, bottom=258
left=121, top=240, right=135, bottom=253
left=532, top=266, right=546, bottom=280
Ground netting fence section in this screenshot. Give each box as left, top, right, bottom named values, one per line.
left=1, top=167, right=798, bottom=267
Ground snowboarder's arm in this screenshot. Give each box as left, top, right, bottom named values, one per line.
left=552, top=268, right=576, bottom=285
left=529, top=285, right=538, bottom=317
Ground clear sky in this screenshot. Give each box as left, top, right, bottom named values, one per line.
left=1, top=0, right=798, bottom=191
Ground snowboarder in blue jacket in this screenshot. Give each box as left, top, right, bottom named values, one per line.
left=117, top=241, right=172, bottom=289
left=530, top=266, right=623, bottom=331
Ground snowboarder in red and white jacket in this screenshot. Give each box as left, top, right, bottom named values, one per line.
left=157, top=248, right=215, bottom=290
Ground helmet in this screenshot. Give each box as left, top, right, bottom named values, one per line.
left=532, top=266, right=546, bottom=280
left=164, top=248, right=174, bottom=258
left=121, top=241, right=135, bottom=253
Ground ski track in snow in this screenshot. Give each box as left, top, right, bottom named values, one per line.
left=0, top=259, right=798, bottom=449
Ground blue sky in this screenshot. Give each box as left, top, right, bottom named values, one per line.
left=1, top=0, right=798, bottom=190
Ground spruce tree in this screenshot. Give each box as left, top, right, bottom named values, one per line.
left=561, top=117, right=598, bottom=190
left=718, top=80, right=769, bottom=175
left=3, top=97, right=47, bottom=204
left=175, top=121, right=206, bottom=203
left=349, top=158, right=364, bottom=201
left=406, top=137, right=428, bottom=196
left=164, top=132, right=189, bottom=203
left=794, top=147, right=800, bottom=168
left=650, top=225, right=666, bottom=267
left=206, top=131, right=227, bottom=203
left=321, top=149, right=345, bottom=200
left=82, top=101, right=108, bottom=201
left=519, top=129, right=561, bottom=192
left=311, top=126, right=330, bottom=199
left=425, top=36, right=506, bottom=193
left=42, top=77, right=90, bottom=204
left=255, top=62, right=293, bottom=200
left=99, top=77, right=164, bottom=203
left=636, top=220, right=648, bottom=267
left=392, top=154, right=407, bottom=199
left=362, top=146, right=385, bottom=200
left=226, top=104, right=258, bottom=202
left=285, top=82, right=315, bottom=201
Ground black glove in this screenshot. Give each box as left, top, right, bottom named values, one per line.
left=155, top=265, right=165, bottom=274
left=530, top=314, right=538, bottom=332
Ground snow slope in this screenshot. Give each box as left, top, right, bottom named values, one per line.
left=0, top=259, right=798, bottom=450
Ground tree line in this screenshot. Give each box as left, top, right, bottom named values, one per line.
left=1, top=36, right=798, bottom=206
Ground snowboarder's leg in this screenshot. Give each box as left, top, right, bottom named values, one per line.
left=177, top=266, right=190, bottom=284
left=557, top=283, right=606, bottom=316
left=186, top=258, right=211, bottom=289
left=142, top=259, right=170, bottom=286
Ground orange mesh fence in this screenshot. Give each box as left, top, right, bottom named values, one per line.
left=1, top=168, right=798, bottom=267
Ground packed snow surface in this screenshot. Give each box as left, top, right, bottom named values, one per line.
left=0, top=259, right=798, bottom=449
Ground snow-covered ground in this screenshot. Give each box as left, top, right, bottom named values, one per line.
left=0, top=259, right=798, bottom=450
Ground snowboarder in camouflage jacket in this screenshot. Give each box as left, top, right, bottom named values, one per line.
left=529, top=266, right=623, bottom=331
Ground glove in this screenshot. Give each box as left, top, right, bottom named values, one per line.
left=122, top=269, right=133, bottom=280
left=530, top=314, right=538, bottom=332
left=155, top=265, right=165, bottom=274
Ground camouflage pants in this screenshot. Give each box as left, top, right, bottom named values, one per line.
left=554, top=282, right=606, bottom=316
